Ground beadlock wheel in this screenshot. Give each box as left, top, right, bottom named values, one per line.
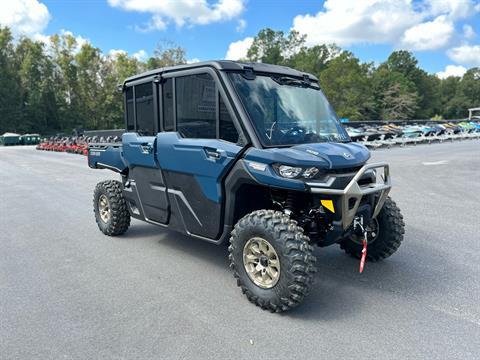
left=243, top=237, right=280, bottom=289
left=98, top=194, right=111, bottom=223
left=228, top=210, right=317, bottom=312
left=93, top=180, right=131, bottom=236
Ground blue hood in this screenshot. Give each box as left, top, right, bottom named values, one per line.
left=244, top=142, right=370, bottom=170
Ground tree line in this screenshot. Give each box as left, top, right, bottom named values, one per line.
left=0, top=26, right=478, bottom=135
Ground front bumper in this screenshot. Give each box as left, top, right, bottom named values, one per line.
left=306, top=162, right=391, bottom=229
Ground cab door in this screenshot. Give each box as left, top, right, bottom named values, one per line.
left=157, top=70, right=243, bottom=239
left=122, top=81, right=169, bottom=224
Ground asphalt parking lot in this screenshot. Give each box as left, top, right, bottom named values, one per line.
left=1, top=141, right=479, bottom=360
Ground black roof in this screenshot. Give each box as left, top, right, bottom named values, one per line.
left=123, top=60, right=318, bottom=86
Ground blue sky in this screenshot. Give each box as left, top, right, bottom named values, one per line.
left=2, top=1, right=480, bottom=78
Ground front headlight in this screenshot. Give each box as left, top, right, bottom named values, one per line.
left=276, top=165, right=319, bottom=179
left=278, top=165, right=303, bottom=178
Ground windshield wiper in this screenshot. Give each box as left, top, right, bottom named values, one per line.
left=271, top=76, right=318, bottom=89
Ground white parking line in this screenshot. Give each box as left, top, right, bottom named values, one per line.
left=422, top=160, right=449, bottom=166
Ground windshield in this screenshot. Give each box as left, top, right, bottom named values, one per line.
left=228, top=73, right=350, bottom=146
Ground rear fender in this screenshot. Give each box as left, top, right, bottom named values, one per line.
left=88, top=143, right=127, bottom=174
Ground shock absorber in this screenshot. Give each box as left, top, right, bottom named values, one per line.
left=285, top=191, right=301, bottom=215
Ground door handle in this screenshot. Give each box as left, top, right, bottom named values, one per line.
left=204, top=148, right=222, bottom=159
left=140, top=144, right=153, bottom=154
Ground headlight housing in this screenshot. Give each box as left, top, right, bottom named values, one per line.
left=275, top=165, right=320, bottom=179
left=278, top=165, right=303, bottom=178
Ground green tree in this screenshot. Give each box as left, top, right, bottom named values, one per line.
left=319, top=52, right=375, bottom=120
left=380, top=83, right=418, bottom=120
left=0, top=27, right=22, bottom=133
left=101, top=53, right=142, bottom=129
left=246, top=28, right=306, bottom=65
left=15, top=37, right=57, bottom=133
left=75, top=43, right=105, bottom=129
left=288, top=44, right=340, bottom=75
left=50, top=33, right=81, bottom=131
left=145, top=42, right=186, bottom=70
left=383, top=50, right=439, bottom=118
left=443, top=68, right=480, bottom=118
left=372, top=62, right=419, bottom=120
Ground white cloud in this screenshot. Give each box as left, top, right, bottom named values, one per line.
left=436, top=64, right=467, bottom=78
left=108, top=0, right=245, bottom=31
left=187, top=58, right=201, bottom=64
left=225, top=37, right=253, bottom=60
left=136, top=14, right=167, bottom=32
left=425, top=0, right=477, bottom=20
left=400, top=15, right=454, bottom=50
left=236, top=19, right=246, bottom=33
left=448, top=44, right=480, bottom=67
left=0, top=0, right=50, bottom=36
left=292, top=0, right=421, bottom=47
left=132, top=49, right=148, bottom=61
left=463, top=24, right=476, bottom=39
left=292, top=0, right=480, bottom=50
left=32, top=33, right=52, bottom=45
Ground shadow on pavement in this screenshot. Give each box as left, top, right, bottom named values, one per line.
left=123, top=222, right=458, bottom=322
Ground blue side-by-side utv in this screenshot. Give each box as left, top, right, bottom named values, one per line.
left=88, top=61, right=404, bottom=312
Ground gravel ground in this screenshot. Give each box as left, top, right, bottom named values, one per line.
left=1, top=141, right=479, bottom=360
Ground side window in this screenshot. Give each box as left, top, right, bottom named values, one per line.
left=135, top=83, right=154, bottom=135
left=176, top=73, right=216, bottom=139
left=163, top=78, right=174, bottom=131
left=219, top=95, right=239, bottom=143
left=126, top=87, right=134, bottom=131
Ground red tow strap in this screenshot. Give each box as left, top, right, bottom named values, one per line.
left=359, top=238, right=367, bottom=273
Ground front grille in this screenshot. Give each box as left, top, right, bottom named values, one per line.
left=327, top=165, right=363, bottom=174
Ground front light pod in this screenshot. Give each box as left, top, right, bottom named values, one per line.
left=302, top=167, right=319, bottom=178
left=278, top=165, right=303, bottom=178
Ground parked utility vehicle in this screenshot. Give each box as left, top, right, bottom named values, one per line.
left=88, top=61, right=405, bottom=312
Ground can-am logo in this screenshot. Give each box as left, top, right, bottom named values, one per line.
left=343, top=152, right=353, bottom=159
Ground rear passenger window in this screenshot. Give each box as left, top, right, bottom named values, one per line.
left=176, top=73, right=216, bottom=139
left=135, top=83, right=154, bottom=135
left=126, top=87, right=134, bottom=131
left=163, top=78, right=174, bottom=131
left=219, top=95, right=239, bottom=143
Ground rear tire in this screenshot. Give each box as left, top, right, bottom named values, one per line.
left=340, top=197, right=404, bottom=261
left=228, top=210, right=317, bottom=312
left=93, top=180, right=130, bottom=236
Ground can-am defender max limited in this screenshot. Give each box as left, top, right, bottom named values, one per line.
left=88, top=61, right=405, bottom=312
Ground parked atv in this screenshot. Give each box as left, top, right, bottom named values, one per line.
left=88, top=61, right=405, bottom=312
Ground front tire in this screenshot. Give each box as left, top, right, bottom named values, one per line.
left=228, top=210, right=317, bottom=312
left=93, top=180, right=130, bottom=236
left=340, top=197, right=405, bottom=261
